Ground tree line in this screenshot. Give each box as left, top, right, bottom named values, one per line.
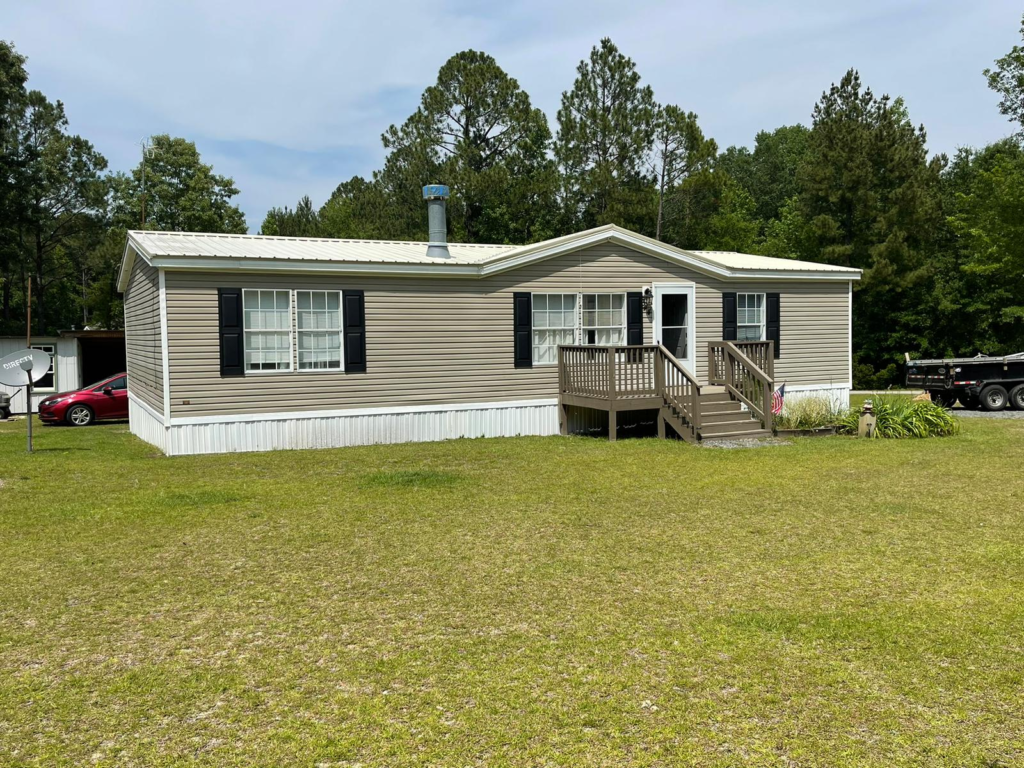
left=4, top=21, right=1024, bottom=387
left=0, top=41, right=247, bottom=337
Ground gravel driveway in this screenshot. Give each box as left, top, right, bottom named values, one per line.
left=953, top=409, right=1024, bottom=419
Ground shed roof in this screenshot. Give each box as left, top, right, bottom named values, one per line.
left=119, top=224, right=860, bottom=291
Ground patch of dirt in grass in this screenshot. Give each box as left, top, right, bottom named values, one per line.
left=361, top=469, right=466, bottom=489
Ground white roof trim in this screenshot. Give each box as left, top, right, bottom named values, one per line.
left=116, top=241, right=153, bottom=292
left=119, top=224, right=861, bottom=289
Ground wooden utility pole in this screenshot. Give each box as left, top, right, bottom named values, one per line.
left=26, top=277, right=32, bottom=452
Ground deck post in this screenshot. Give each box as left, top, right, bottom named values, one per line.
left=654, top=347, right=665, bottom=396
left=607, top=347, right=616, bottom=402
left=608, top=408, right=617, bottom=442
left=657, top=411, right=666, bottom=439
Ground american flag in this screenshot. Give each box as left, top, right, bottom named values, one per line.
left=771, top=383, right=786, bottom=415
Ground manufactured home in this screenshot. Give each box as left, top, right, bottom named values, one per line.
left=118, top=188, right=860, bottom=455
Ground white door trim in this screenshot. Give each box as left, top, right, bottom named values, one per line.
left=652, top=282, right=696, bottom=376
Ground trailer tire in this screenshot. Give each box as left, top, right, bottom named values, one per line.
left=980, top=385, right=1009, bottom=412
left=930, top=391, right=957, bottom=408
left=1010, top=384, right=1024, bottom=411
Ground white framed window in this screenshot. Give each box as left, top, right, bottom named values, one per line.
left=243, top=289, right=292, bottom=372
left=737, top=293, right=765, bottom=342
left=530, top=292, right=627, bottom=364
left=582, top=293, right=626, bottom=346
left=532, top=293, right=577, bottom=365
left=296, top=290, right=343, bottom=371
left=31, top=344, right=56, bottom=390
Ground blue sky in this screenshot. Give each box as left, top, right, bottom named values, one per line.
left=6, top=1, right=1022, bottom=232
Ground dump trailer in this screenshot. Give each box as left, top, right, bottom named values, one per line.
left=905, top=352, right=1024, bottom=410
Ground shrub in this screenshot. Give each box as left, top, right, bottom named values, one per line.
left=775, top=396, right=851, bottom=430
left=836, top=395, right=960, bottom=438
left=853, top=361, right=899, bottom=389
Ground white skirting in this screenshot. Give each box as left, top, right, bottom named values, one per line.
left=131, top=398, right=560, bottom=456
left=128, top=393, right=168, bottom=453
left=780, top=383, right=852, bottom=410
left=129, top=385, right=852, bottom=457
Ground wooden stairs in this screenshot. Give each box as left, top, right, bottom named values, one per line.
left=559, top=340, right=776, bottom=444
left=663, top=386, right=771, bottom=441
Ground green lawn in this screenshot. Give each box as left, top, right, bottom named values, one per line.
left=1, top=416, right=1022, bottom=767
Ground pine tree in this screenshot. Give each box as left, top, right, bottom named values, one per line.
left=649, top=105, right=717, bottom=240
left=1, top=40, right=31, bottom=330
left=554, top=38, right=657, bottom=232
left=379, top=50, right=557, bottom=244
left=261, top=196, right=321, bottom=237
left=797, top=70, right=943, bottom=384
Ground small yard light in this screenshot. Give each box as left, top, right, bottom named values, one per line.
left=859, top=399, right=876, bottom=438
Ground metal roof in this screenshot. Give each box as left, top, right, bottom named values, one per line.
left=119, top=224, right=860, bottom=290
left=126, top=230, right=512, bottom=265
left=687, top=250, right=857, bottom=273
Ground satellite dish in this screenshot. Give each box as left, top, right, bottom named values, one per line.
left=0, top=348, right=52, bottom=387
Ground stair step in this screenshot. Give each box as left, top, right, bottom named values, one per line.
left=700, top=403, right=744, bottom=414
left=700, top=429, right=773, bottom=441
left=699, top=392, right=734, bottom=404
left=700, top=419, right=763, bottom=436
left=700, top=410, right=749, bottom=424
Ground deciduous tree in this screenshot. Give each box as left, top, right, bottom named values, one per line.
left=984, top=13, right=1024, bottom=139
left=109, top=135, right=246, bottom=234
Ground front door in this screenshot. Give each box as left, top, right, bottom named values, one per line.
left=653, top=284, right=695, bottom=374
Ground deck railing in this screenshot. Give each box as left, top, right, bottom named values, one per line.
left=708, top=340, right=775, bottom=432
left=559, top=345, right=661, bottom=401
left=559, top=341, right=772, bottom=441
left=655, top=344, right=701, bottom=440
left=733, top=340, right=774, bottom=380
left=558, top=344, right=702, bottom=441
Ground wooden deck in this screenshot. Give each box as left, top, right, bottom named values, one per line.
left=557, top=341, right=775, bottom=442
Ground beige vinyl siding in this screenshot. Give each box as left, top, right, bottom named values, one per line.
left=163, top=245, right=850, bottom=418
left=123, top=257, right=163, bottom=414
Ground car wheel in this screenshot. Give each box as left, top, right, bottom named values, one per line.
left=930, top=391, right=956, bottom=408
left=1010, top=384, right=1024, bottom=411
left=980, top=385, right=1008, bottom=412
left=66, top=404, right=94, bottom=426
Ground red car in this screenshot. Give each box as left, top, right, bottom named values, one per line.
left=38, top=373, right=129, bottom=426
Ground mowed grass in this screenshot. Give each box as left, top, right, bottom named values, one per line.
left=1, top=416, right=1023, bottom=767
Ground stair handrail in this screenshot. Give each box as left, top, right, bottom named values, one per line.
left=708, top=340, right=775, bottom=432
left=656, top=344, right=702, bottom=439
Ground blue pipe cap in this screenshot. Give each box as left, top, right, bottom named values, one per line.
left=422, top=184, right=450, bottom=199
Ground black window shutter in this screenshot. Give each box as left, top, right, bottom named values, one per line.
left=218, top=288, right=244, bottom=376
left=513, top=292, right=532, bottom=368
left=343, top=290, right=367, bottom=373
left=766, top=292, right=781, bottom=358
left=626, top=292, right=643, bottom=345
left=722, top=292, right=737, bottom=341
